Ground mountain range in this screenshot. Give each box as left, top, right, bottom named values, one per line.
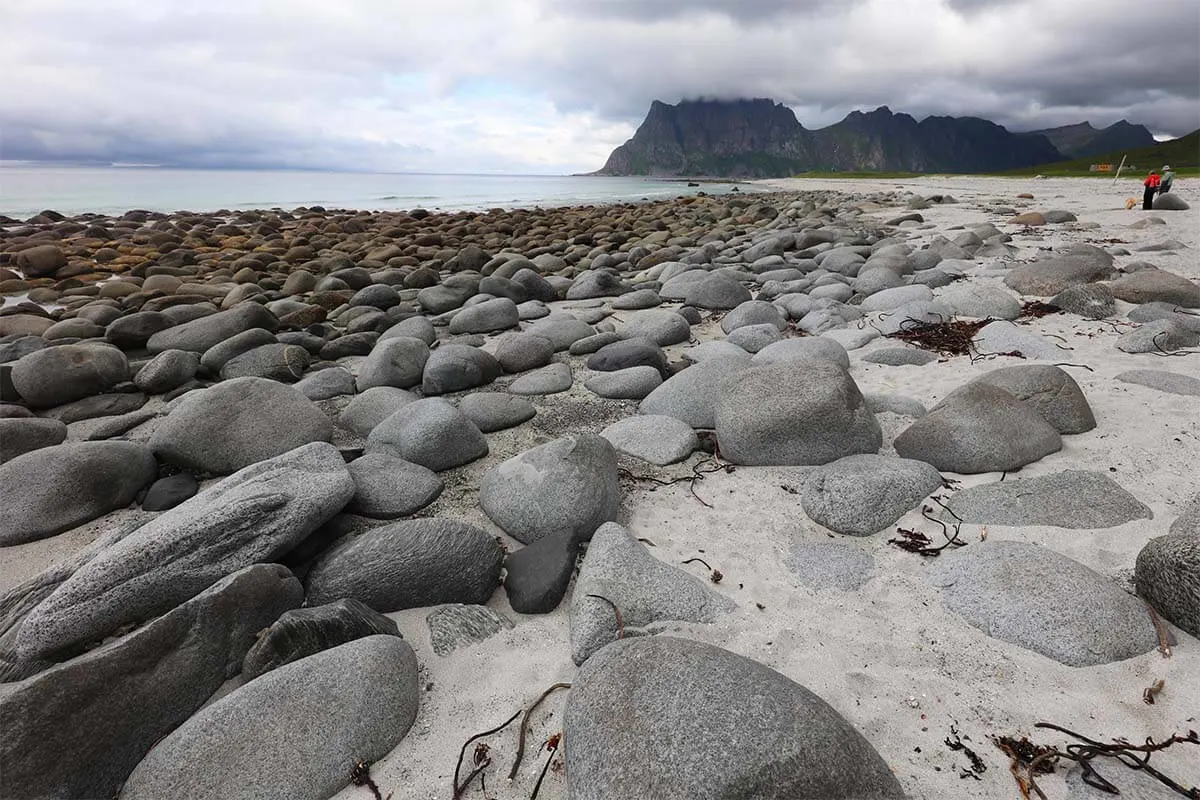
left=593, top=99, right=1156, bottom=177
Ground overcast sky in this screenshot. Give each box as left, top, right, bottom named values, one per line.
left=2, top=0, right=1197, bottom=173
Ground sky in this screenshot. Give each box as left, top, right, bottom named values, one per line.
left=1, top=0, right=1197, bottom=174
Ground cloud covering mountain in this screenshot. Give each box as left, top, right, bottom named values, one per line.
left=2, top=0, right=1196, bottom=173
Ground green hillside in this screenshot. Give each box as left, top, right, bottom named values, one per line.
left=995, top=130, right=1199, bottom=177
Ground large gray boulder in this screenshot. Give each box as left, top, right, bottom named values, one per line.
left=802, top=454, right=944, bottom=536
left=448, top=297, right=520, bottom=333
left=0, top=442, right=157, bottom=546
left=421, top=343, right=502, bottom=394
left=10, top=343, right=129, bottom=408
left=133, top=349, right=201, bottom=394
left=365, top=398, right=488, bottom=471
left=928, top=541, right=1160, bottom=666
left=241, top=598, right=400, bottom=681
left=968, top=364, right=1096, bottom=434
left=355, top=336, right=430, bottom=391
left=893, top=383, right=1062, bottom=474
left=1116, top=318, right=1200, bottom=353
left=564, top=636, right=905, bottom=800
left=601, top=415, right=699, bottom=465
left=1003, top=254, right=1116, bottom=296
left=1107, top=268, right=1200, bottom=308
left=15, top=442, right=353, bottom=661
left=619, top=309, right=691, bottom=346
left=219, top=343, right=310, bottom=382
left=1135, top=528, right=1200, bottom=638
left=715, top=361, right=881, bottom=466
left=947, top=471, right=1152, bottom=528
left=0, top=565, right=301, bottom=800
left=751, top=337, right=850, bottom=368
left=639, top=356, right=751, bottom=428
left=479, top=434, right=619, bottom=544
left=146, top=302, right=278, bottom=354
left=569, top=523, right=735, bottom=664
left=305, top=519, right=503, bottom=611
left=150, top=377, right=332, bottom=474
left=119, top=636, right=419, bottom=800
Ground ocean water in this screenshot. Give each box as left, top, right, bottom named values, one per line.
left=0, top=166, right=755, bottom=219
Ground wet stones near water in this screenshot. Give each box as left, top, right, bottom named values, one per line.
left=801, top=454, right=944, bottom=536
left=1115, top=369, right=1200, bottom=397
left=426, top=604, right=513, bottom=656
left=928, top=541, right=1160, bottom=666
left=480, top=434, right=619, bottom=545
left=304, top=518, right=503, bottom=611
left=714, top=361, right=881, bottom=466
left=15, top=442, right=353, bottom=662
left=0, top=565, right=302, bottom=800
left=569, top=523, right=736, bottom=665
left=119, top=636, right=420, bottom=800
left=947, top=470, right=1152, bottom=528
left=564, top=636, right=905, bottom=800
left=241, top=598, right=401, bottom=681
left=150, top=377, right=333, bottom=474
left=894, top=383, right=1062, bottom=474
left=0, top=441, right=157, bottom=546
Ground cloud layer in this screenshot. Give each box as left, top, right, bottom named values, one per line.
left=2, top=0, right=1196, bottom=173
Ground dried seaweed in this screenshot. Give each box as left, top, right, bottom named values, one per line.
left=1018, top=300, right=1061, bottom=319
left=885, top=318, right=990, bottom=356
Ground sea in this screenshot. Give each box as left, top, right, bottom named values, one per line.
left=0, top=165, right=757, bottom=220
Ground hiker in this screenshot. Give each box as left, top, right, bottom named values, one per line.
left=1160, top=165, right=1176, bottom=194
left=1143, top=169, right=1161, bottom=210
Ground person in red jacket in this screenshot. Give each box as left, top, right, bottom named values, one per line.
left=1143, top=169, right=1161, bottom=210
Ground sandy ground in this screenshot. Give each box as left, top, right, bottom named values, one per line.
left=4, top=176, right=1199, bottom=800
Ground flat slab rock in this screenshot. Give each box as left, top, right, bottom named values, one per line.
left=947, top=470, right=1152, bottom=529
left=425, top=604, right=513, bottom=656
left=564, top=636, right=905, bottom=800
left=1116, top=369, right=1200, bottom=397
left=569, top=523, right=735, bottom=665
left=601, top=415, right=699, bottom=465
left=928, top=541, right=1160, bottom=666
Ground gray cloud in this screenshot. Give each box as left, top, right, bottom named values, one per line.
left=0, top=0, right=1196, bottom=173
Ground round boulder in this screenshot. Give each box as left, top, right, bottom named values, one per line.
left=10, top=344, right=129, bottom=409
left=802, top=454, right=944, bottom=536
left=149, top=377, right=333, bottom=474
left=479, top=434, right=619, bottom=544
left=714, top=361, right=882, bottom=466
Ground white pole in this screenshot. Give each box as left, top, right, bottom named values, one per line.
left=1112, top=154, right=1128, bottom=185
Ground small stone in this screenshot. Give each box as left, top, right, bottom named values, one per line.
left=426, top=604, right=513, bottom=656
left=365, top=398, right=488, bottom=472
left=801, top=454, right=943, bottom=536
left=584, top=366, right=662, bottom=399
left=508, top=362, right=573, bottom=395
left=141, top=473, right=199, bottom=511
left=242, top=599, right=401, bottom=681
